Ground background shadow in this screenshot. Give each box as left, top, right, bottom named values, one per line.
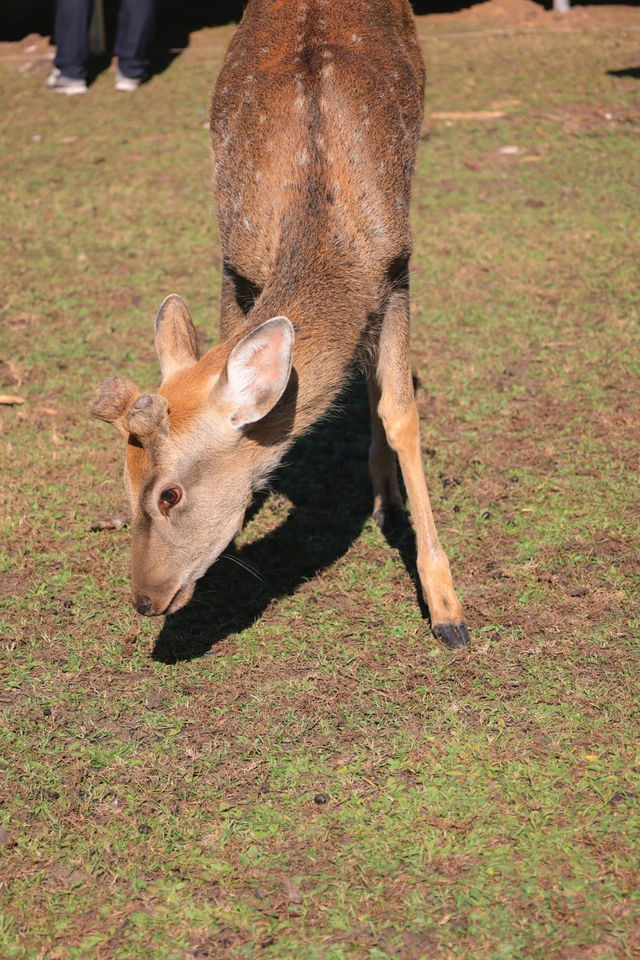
left=4, top=1, right=639, bottom=44
left=153, top=377, right=422, bottom=664
left=607, top=67, right=640, bottom=80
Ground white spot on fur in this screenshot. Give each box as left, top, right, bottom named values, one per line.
left=243, top=217, right=254, bottom=234
left=322, top=63, right=334, bottom=78
left=297, top=149, right=309, bottom=165
left=350, top=34, right=362, bottom=44
left=258, top=113, right=267, bottom=124
left=294, top=95, right=305, bottom=111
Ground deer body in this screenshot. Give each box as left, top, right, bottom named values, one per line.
left=92, top=0, right=469, bottom=648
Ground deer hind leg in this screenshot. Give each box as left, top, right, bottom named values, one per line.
left=375, top=289, right=469, bottom=648
left=367, top=373, right=406, bottom=535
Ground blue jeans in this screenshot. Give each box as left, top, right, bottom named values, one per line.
left=53, top=0, right=157, bottom=80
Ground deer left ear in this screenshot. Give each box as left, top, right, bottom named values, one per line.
left=218, top=316, right=294, bottom=429
left=155, top=294, right=200, bottom=383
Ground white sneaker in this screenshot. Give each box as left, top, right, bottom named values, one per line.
left=46, top=68, right=87, bottom=95
left=115, top=68, right=142, bottom=92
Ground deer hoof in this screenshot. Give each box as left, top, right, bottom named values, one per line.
left=373, top=506, right=406, bottom=536
left=433, top=621, right=470, bottom=649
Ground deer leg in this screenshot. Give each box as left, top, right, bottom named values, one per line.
left=367, top=373, right=406, bottom=535
left=375, top=289, right=469, bottom=648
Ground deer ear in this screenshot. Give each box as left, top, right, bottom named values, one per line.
left=155, top=294, right=200, bottom=383
left=91, top=376, right=139, bottom=430
left=219, top=316, right=294, bottom=429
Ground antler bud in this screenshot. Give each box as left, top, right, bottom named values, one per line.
left=91, top=376, right=139, bottom=424
left=124, top=394, right=169, bottom=440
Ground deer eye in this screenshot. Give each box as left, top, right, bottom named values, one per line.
left=159, top=485, right=182, bottom=516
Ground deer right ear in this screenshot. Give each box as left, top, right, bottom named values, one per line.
left=91, top=376, right=139, bottom=433
left=155, top=294, right=200, bottom=383
left=218, top=316, right=294, bottom=429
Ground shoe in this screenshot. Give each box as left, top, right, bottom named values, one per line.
left=115, top=68, right=143, bottom=92
left=46, top=68, right=87, bottom=95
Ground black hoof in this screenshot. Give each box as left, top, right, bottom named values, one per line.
left=373, top=506, right=407, bottom=536
left=433, top=621, right=470, bottom=649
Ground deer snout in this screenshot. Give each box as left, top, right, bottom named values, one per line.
left=133, top=594, right=157, bottom=616
left=132, top=581, right=196, bottom=617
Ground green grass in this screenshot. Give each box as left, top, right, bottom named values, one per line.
left=1, top=11, right=639, bottom=960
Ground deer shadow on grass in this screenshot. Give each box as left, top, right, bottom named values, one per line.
left=153, top=376, right=425, bottom=664
left=606, top=67, right=640, bottom=81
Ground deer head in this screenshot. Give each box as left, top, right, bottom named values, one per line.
left=92, top=295, right=295, bottom=616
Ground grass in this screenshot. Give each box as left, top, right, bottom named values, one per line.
left=1, top=7, right=639, bottom=960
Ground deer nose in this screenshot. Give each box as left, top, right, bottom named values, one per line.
left=134, top=594, right=155, bottom=616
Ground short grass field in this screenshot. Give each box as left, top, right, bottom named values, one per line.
left=1, top=4, right=639, bottom=958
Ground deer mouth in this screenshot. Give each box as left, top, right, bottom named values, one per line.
left=164, top=581, right=196, bottom=615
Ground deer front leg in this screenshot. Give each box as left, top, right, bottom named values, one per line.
left=375, top=290, right=469, bottom=648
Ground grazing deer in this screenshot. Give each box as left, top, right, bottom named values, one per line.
left=91, top=0, right=469, bottom=647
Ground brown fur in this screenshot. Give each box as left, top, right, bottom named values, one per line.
left=92, top=0, right=468, bottom=644
left=210, top=0, right=425, bottom=428
left=158, top=341, right=234, bottom=436
left=125, top=438, right=148, bottom=493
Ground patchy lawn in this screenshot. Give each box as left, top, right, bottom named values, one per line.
left=1, top=3, right=639, bottom=958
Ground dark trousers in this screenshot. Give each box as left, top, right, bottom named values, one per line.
left=53, top=0, right=157, bottom=80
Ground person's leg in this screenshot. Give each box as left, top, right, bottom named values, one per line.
left=114, top=0, right=157, bottom=81
left=52, top=0, right=93, bottom=80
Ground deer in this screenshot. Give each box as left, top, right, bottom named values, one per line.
left=91, top=0, right=469, bottom=648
